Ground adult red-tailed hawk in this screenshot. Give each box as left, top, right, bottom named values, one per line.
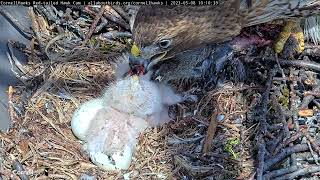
left=128, top=1, right=320, bottom=82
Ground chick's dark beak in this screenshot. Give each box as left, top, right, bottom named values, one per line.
left=128, top=54, right=150, bottom=75
left=129, top=43, right=168, bottom=75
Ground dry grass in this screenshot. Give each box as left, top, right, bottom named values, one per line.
left=0, top=52, right=258, bottom=179
left=0, top=6, right=259, bottom=180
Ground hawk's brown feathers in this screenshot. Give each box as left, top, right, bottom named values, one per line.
left=130, top=0, right=320, bottom=82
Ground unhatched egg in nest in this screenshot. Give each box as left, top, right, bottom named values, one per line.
left=83, top=106, right=149, bottom=170
left=71, top=98, right=104, bottom=141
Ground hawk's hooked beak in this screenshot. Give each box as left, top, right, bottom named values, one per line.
left=146, top=51, right=167, bottom=71
left=129, top=43, right=168, bottom=74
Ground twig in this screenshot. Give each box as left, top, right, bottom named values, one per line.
left=266, top=132, right=283, bottom=154
left=269, top=95, right=290, bottom=153
left=289, top=142, right=298, bottom=166
left=103, top=6, right=130, bottom=30
left=45, top=33, right=70, bottom=60
left=174, top=155, right=230, bottom=176
left=180, top=152, right=224, bottom=166
left=277, top=59, right=320, bottom=72
left=278, top=104, right=290, bottom=139
left=263, top=165, right=298, bottom=179
left=260, top=67, right=276, bottom=133
left=82, top=5, right=106, bottom=46
left=192, top=116, right=209, bottom=126
left=66, top=21, right=86, bottom=40
left=202, top=110, right=218, bottom=155
left=30, top=64, right=62, bottom=99
left=28, top=7, right=46, bottom=54
left=94, top=17, right=108, bottom=33
left=273, top=131, right=302, bottom=155
left=302, top=45, right=320, bottom=57
left=7, top=86, right=15, bottom=124
left=300, top=85, right=320, bottom=109
left=80, top=6, right=109, bottom=34
left=313, top=99, right=320, bottom=109
left=256, top=141, right=266, bottom=180
left=273, top=76, right=298, bottom=82
left=202, top=152, right=240, bottom=163
left=274, top=165, right=320, bottom=180
left=264, top=141, right=320, bottom=171
left=307, top=140, right=319, bottom=165
left=288, top=72, right=299, bottom=168
left=289, top=68, right=299, bottom=130
left=167, top=135, right=204, bottom=145
left=101, top=31, right=132, bottom=40
left=112, top=6, right=130, bottom=22
left=274, top=54, right=286, bottom=79
left=304, top=91, right=320, bottom=97
left=303, top=131, right=320, bottom=156
left=33, top=5, right=57, bottom=23
left=254, top=68, right=276, bottom=178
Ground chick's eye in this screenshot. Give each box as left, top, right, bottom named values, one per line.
left=159, top=39, right=171, bottom=48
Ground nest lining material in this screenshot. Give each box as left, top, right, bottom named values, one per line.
left=0, top=52, right=254, bottom=179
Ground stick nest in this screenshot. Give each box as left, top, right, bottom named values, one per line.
left=2, top=6, right=320, bottom=180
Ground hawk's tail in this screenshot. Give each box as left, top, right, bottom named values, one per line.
left=243, top=0, right=320, bottom=27
left=303, top=15, right=320, bottom=45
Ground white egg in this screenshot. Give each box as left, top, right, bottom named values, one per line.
left=88, top=141, right=135, bottom=170
left=89, top=152, right=117, bottom=170
left=71, top=98, right=104, bottom=141
left=111, top=144, right=134, bottom=170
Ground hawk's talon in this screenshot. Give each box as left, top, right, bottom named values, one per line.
left=274, top=20, right=305, bottom=56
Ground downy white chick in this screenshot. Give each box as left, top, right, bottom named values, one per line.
left=83, top=106, right=148, bottom=170
left=71, top=72, right=182, bottom=170
left=102, top=74, right=182, bottom=125
left=112, top=53, right=183, bottom=124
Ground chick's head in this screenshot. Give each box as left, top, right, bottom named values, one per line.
left=103, top=75, right=163, bottom=118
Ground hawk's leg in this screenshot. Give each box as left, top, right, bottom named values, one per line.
left=274, top=20, right=305, bottom=58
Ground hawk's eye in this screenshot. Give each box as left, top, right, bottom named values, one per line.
left=159, top=39, right=171, bottom=48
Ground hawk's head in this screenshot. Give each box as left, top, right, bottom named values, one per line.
left=129, top=4, right=242, bottom=74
